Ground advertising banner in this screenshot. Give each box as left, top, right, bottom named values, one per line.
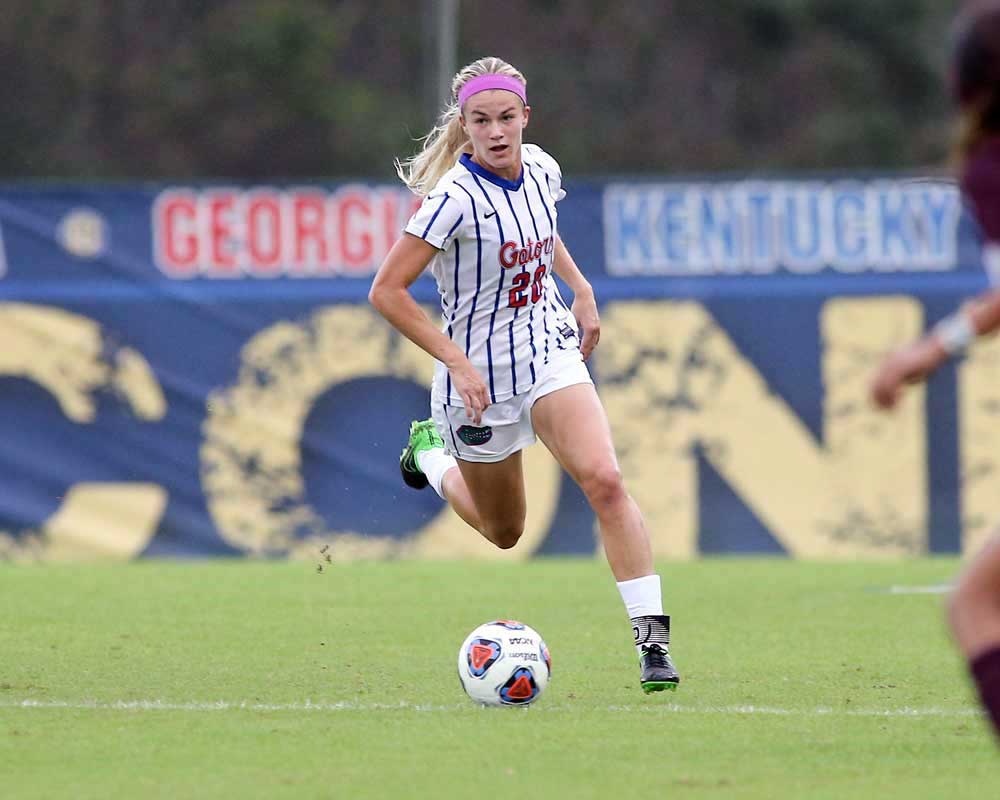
left=0, top=177, right=990, bottom=560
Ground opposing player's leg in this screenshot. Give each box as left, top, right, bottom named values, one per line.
left=399, top=417, right=527, bottom=549
left=531, top=382, right=679, bottom=692
left=948, top=530, right=1000, bottom=739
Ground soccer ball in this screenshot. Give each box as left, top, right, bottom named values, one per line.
left=457, top=619, right=551, bottom=706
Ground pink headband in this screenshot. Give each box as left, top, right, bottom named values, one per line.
left=458, top=75, right=527, bottom=108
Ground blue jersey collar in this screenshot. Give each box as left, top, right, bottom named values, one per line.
left=460, top=153, right=524, bottom=191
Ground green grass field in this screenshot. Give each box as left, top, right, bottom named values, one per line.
left=1, top=558, right=996, bottom=799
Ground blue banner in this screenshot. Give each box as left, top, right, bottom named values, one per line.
left=0, top=178, right=992, bottom=561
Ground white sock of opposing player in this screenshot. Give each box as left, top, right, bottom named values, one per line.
left=416, top=447, right=457, bottom=500
left=616, top=574, right=668, bottom=653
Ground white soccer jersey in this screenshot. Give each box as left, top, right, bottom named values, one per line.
left=404, top=143, right=581, bottom=406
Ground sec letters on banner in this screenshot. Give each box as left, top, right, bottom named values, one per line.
left=2, top=298, right=998, bottom=560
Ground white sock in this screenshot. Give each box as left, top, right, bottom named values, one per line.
left=416, top=447, right=457, bottom=500
left=616, top=574, right=663, bottom=618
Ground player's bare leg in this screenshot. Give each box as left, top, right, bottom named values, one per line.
left=454, top=453, right=526, bottom=549
left=530, top=383, right=651, bottom=577
left=439, top=466, right=481, bottom=531
left=950, top=533, right=1000, bottom=657
left=948, top=531, right=1000, bottom=738
left=531, top=383, right=679, bottom=693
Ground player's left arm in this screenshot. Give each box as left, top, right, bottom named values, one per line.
left=551, top=234, right=599, bottom=360
left=871, top=288, right=1000, bottom=409
left=963, top=288, right=1000, bottom=334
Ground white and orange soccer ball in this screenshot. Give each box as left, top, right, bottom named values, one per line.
left=457, top=620, right=551, bottom=706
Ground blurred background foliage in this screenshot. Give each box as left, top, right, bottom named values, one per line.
left=0, top=0, right=959, bottom=180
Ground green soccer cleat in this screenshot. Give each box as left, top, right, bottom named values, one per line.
left=399, top=419, right=445, bottom=490
left=640, top=643, right=680, bottom=694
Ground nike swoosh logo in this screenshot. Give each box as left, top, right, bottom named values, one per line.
left=484, top=210, right=496, bottom=219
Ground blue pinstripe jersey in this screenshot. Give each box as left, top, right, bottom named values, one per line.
left=404, top=144, right=580, bottom=406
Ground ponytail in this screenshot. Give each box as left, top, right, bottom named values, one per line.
left=953, top=91, right=1000, bottom=169
left=950, top=5, right=1000, bottom=169
left=394, top=103, right=468, bottom=196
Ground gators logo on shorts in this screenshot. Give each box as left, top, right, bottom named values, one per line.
left=457, top=425, right=493, bottom=446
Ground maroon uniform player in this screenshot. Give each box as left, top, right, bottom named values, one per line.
left=870, top=2, right=1000, bottom=741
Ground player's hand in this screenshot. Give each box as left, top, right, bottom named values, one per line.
left=572, top=288, right=600, bottom=361
left=869, top=337, right=948, bottom=410
left=448, top=357, right=490, bottom=425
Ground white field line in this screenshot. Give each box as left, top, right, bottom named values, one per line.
left=0, top=698, right=982, bottom=718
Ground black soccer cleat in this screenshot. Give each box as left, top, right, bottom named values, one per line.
left=632, top=613, right=679, bottom=693
left=640, top=643, right=680, bottom=693
left=399, top=419, right=444, bottom=490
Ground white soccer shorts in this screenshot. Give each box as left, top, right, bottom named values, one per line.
left=431, top=349, right=593, bottom=463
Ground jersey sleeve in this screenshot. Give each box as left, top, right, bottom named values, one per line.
left=404, top=191, right=465, bottom=250
left=524, top=144, right=567, bottom=203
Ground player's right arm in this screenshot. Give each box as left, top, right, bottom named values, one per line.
left=369, top=233, right=489, bottom=424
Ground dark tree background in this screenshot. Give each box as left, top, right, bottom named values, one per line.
left=0, top=0, right=962, bottom=180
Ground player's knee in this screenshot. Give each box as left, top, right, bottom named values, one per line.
left=485, top=521, right=524, bottom=550
left=579, top=463, right=626, bottom=511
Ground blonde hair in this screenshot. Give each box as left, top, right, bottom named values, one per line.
left=395, top=57, right=527, bottom=196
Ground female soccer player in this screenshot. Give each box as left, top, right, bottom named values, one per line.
left=869, top=3, right=1000, bottom=738
left=369, top=56, right=679, bottom=693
